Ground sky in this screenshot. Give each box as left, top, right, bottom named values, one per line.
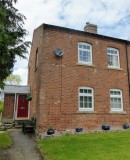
left=13, top=0, right=130, bottom=85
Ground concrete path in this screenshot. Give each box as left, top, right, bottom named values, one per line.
left=0, top=129, right=43, bottom=160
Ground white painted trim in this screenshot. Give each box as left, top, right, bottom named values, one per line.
left=110, top=89, right=123, bottom=112
left=107, top=47, right=120, bottom=69
left=15, top=94, right=19, bottom=120
left=28, top=101, right=30, bottom=119
left=78, top=87, right=94, bottom=111
left=78, top=42, right=93, bottom=65
left=13, top=93, right=17, bottom=121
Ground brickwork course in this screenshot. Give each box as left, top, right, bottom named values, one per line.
left=28, top=23, right=130, bottom=132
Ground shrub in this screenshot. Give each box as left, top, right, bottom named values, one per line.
left=0, top=100, right=3, bottom=112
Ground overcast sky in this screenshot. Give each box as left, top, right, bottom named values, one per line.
left=14, top=0, right=130, bottom=85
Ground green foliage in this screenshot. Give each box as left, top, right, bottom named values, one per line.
left=0, top=132, right=12, bottom=148
left=27, top=94, right=32, bottom=101
left=102, top=122, right=109, bottom=125
left=5, top=74, right=22, bottom=85
left=0, top=0, right=30, bottom=88
left=38, top=131, right=130, bottom=160
left=0, top=100, right=3, bottom=112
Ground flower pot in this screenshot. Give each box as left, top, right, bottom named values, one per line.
left=47, top=129, right=55, bottom=135
left=75, top=128, right=83, bottom=132
left=123, top=124, right=129, bottom=129
left=27, top=96, right=32, bottom=101
left=102, top=125, right=110, bottom=130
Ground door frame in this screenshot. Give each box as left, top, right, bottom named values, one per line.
left=15, top=94, right=30, bottom=120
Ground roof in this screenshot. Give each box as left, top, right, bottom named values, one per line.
left=40, top=23, right=130, bottom=44
left=3, top=85, right=30, bottom=94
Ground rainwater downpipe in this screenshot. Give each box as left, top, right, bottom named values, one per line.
left=125, top=43, right=130, bottom=104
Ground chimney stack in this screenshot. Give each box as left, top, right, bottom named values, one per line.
left=84, top=22, right=97, bottom=34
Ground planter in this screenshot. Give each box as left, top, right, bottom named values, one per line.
left=75, top=128, right=83, bottom=133
left=123, top=124, right=129, bottom=129
left=102, top=125, right=110, bottom=130
left=47, top=129, right=55, bottom=135
left=27, top=95, right=32, bottom=101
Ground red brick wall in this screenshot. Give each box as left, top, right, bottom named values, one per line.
left=3, top=94, right=14, bottom=118
left=28, top=26, right=44, bottom=119
left=29, top=26, right=130, bottom=132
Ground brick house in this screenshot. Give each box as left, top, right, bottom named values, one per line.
left=28, top=23, right=130, bottom=132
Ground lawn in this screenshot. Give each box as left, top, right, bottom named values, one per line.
left=0, top=132, right=12, bottom=148
left=37, top=131, right=130, bottom=160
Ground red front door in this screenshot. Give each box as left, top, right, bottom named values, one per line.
left=17, top=95, right=29, bottom=118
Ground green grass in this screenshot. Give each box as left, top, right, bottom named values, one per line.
left=0, top=132, right=12, bottom=148
left=37, top=131, right=130, bottom=160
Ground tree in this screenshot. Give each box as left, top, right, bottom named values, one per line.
left=0, top=0, right=30, bottom=88
left=5, top=74, right=22, bottom=85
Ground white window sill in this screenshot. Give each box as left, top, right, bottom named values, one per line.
left=77, top=111, right=96, bottom=114
left=77, top=63, right=95, bottom=67
left=109, top=111, right=126, bottom=114
left=107, top=66, right=123, bottom=71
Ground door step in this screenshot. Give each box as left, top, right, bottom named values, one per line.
left=14, top=120, right=29, bottom=128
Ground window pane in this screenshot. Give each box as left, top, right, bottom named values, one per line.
left=80, top=89, right=83, bottom=93
left=110, top=91, right=114, bottom=95
left=80, top=102, right=83, bottom=108
left=117, top=98, right=121, bottom=103
left=88, top=103, right=92, bottom=108
left=86, top=52, right=90, bottom=62
left=88, top=96, right=92, bottom=103
left=108, top=55, right=112, bottom=66
left=83, top=51, right=86, bottom=57
left=110, top=91, right=122, bottom=110
left=113, top=56, right=118, bottom=67
left=84, top=96, right=87, bottom=102
left=107, top=48, right=119, bottom=67
left=110, top=98, right=116, bottom=108
left=111, top=90, right=121, bottom=95
left=88, top=90, right=92, bottom=93
left=78, top=43, right=92, bottom=63
left=79, top=50, right=82, bottom=55
left=87, top=46, right=90, bottom=50
left=80, top=96, right=83, bottom=101
left=83, top=56, right=87, bottom=62
left=79, top=44, right=82, bottom=48
left=84, top=89, right=87, bottom=93
left=114, top=91, right=121, bottom=95
left=118, top=103, right=121, bottom=108
left=84, top=103, right=88, bottom=108
left=117, top=91, right=121, bottom=95
left=79, top=87, right=93, bottom=110
left=79, top=51, right=83, bottom=61
left=108, top=50, right=111, bottom=53
left=83, top=45, right=87, bottom=49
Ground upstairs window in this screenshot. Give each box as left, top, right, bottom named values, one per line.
left=107, top=48, right=120, bottom=68
left=78, top=42, right=92, bottom=65
left=110, top=89, right=123, bottom=112
left=79, top=87, right=94, bottom=111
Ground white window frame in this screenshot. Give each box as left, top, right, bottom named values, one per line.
left=110, top=89, right=123, bottom=112
left=107, top=47, right=120, bottom=68
left=78, top=87, right=94, bottom=111
left=78, top=42, right=92, bottom=65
